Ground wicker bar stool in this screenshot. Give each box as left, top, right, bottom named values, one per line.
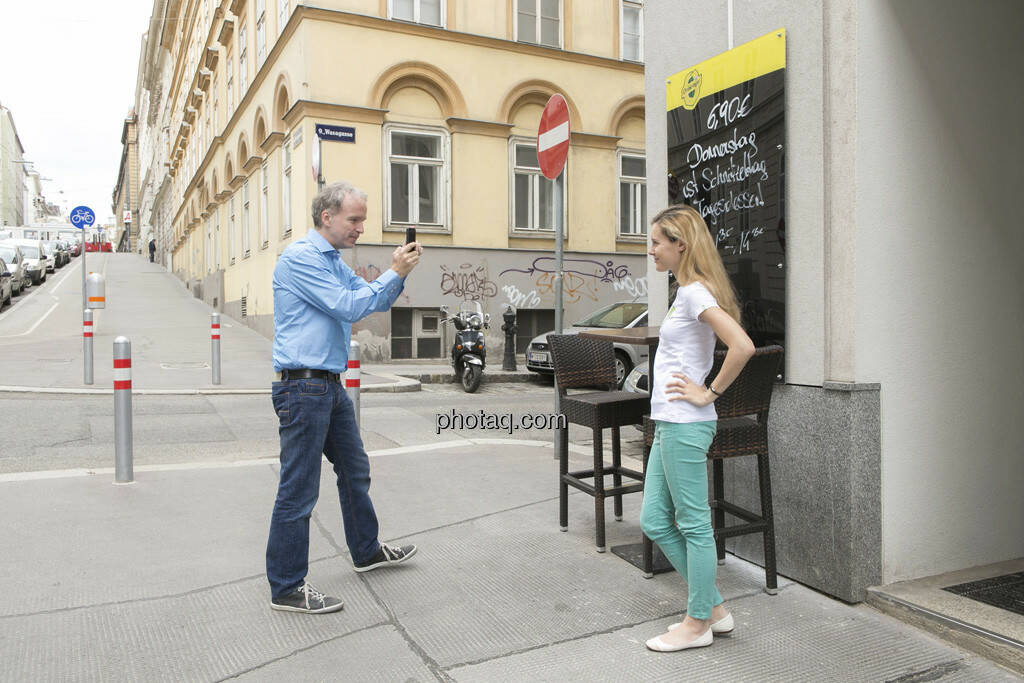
left=641, top=345, right=784, bottom=593
left=548, top=334, right=651, bottom=552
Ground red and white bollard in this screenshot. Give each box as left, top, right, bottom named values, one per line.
left=211, top=312, right=221, bottom=385
left=346, top=340, right=360, bottom=429
left=83, top=309, right=94, bottom=385
left=113, top=337, right=134, bottom=483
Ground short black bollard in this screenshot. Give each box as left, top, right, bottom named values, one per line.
left=501, top=304, right=517, bottom=371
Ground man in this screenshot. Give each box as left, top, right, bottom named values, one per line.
left=267, top=181, right=421, bottom=614
left=148, top=238, right=156, bottom=262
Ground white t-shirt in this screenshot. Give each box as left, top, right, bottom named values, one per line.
left=649, top=282, right=719, bottom=424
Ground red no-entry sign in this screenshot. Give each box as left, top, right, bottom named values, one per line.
left=537, top=94, right=570, bottom=180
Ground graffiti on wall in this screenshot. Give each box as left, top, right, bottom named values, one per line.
left=535, top=271, right=600, bottom=303
left=440, top=263, right=498, bottom=300
left=502, top=284, right=542, bottom=309
left=611, top=275, right=648, bottom=298
left=499, top=257, right=631, bottom=284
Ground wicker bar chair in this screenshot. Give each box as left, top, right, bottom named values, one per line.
left=548, top=334, right=651, bottom=552
left=641, top=345, right=784, bottom=593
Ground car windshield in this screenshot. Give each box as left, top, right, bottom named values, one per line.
left=19, top=246, right=39, bottom=259
left=573, top=302, right=648, bottom=328
left=0, top=247, right=15, bottom=262
left=42, top=244, right=55, bottom=255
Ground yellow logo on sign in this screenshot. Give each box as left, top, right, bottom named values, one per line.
left=681, top=69, right=703, bottom=110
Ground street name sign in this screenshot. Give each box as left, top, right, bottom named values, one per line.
left=537, top=94, right=570, bottom=180
left=315, top=123, right=356, bottom=143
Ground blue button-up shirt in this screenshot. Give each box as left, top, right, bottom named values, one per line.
left=273, top=230, right=404, bottom=373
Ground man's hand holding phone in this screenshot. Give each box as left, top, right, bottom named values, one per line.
left=392, top=227, right=421, bottom=277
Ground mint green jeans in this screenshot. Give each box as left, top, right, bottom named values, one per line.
left=640, top=420, right=723, bottom=619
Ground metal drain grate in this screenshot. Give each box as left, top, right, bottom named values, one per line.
left=160, top=362, right=210, bottom=370
left=240, top=296, right=247, bottom=317
left=944, top=571, right=1024, bottom=617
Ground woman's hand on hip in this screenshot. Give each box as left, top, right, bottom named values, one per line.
left=665, top=372, right=715, bottom=407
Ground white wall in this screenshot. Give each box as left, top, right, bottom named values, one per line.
left=856, top=0, right=1024, bottom=581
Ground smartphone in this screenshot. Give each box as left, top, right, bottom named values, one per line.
left=405, top=227, right=416, bottom=251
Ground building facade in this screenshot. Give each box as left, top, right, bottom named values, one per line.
left=131, top=0, right=647, bottom=358
left=113, top=110, right=141, bottom=252
left=0, top=103, right=27, bottom=227
left=645, top=0, right=1024, bottom=602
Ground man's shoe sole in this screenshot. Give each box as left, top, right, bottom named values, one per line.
left=270, top=600, right=344, bottom=614
left=353, top=545, right=418, bottom=572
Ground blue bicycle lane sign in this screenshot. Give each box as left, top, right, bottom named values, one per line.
left=70, top=206, right=96, bottom=229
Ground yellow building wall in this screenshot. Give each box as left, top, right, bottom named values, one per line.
left=171, top=5, right=644, bottom=323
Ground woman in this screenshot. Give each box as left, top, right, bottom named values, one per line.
left=641, top=204, right=755, bottom=652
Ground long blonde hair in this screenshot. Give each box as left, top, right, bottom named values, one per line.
left=652, top=204, right=741, bottom=323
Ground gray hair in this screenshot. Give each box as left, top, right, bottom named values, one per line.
left=311, top=181, right=368, bottom=228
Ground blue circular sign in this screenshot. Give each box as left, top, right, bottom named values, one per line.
left=70, top=205, right=95, bottom=229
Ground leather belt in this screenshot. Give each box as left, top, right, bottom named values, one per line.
left=276, top=368, right=341, bottom=382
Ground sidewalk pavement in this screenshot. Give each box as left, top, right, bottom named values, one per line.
left=1, top=440, right=1019, bottom=682
left=0, top=253, right=540, bottom=394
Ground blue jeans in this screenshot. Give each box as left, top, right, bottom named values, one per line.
left=640, top=420, right=723, bottom=619
left=266, top=378, right=381, bottom=597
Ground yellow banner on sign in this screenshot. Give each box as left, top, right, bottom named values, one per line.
left=666, top=29, right=786, bottom=112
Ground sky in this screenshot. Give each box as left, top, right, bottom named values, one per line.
left=0, top=2, right=154, bottom=224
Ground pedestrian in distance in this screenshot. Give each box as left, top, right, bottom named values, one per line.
left=641, top=204, right=755, bottom=652
left=148, top=238, right=156, bottom=263
left=267, top=181, right=422, bottom=614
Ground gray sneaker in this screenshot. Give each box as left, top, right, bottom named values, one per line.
left=353, top=543, right=418, bottom=572
left=271, top=582, right=344, bottom=614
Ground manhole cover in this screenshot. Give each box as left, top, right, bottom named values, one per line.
left=160, top=362, right=210, bottom=370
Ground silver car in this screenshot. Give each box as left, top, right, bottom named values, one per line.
left=0, top=257, right=13, bottom=309
left=0, top=243, right=27, bottom=295
left=2, top=239, right=46, bottom=285
left=526, top=301, right=649, bottom=388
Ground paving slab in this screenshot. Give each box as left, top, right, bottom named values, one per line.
left=2, top=564, right=387, bottom=683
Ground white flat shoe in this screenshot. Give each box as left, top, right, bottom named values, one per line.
left=645, top=626, right=713, bottom=652
left=668, top=612, right=734, bottom=634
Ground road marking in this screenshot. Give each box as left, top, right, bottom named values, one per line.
left=48, top=258, right=80, bottom=294
left=0, top=258, right=79, bottom=329
left=0, top=439, right=588, bottom=483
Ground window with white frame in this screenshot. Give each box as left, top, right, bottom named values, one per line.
left=281, top=136, right=291, bottom=236
left=215, top=204, right=221, bottom=268
left=278, top=0, right=289, bottom=36
left=621, top=0, right=643, bottom=62
left=389, top=0, right=443, bottom=27
left=213, top=88, right=219, bottom=136
left=256, top=0, right=267, bottom=66
left=205, top=215, right=212, bottom=273
left=239, top=25, right=248, bottom=92
left=242, top=179, right=251, bottom=256
left=226, top=55, right=234, bottom=113
left=204, top=106, right=210, bottom=150
left=260, top=160, right=269, bottom=248
left=517, top=0, right=560, bottom=48
left=385, top=126, right=448, bottom=228
left=510, top=138, right=563, bottom=232
left=618, top=152, right=646, bottom=236
left=229, top=193, right=237, bottom=264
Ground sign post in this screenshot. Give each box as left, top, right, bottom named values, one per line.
left=537, top=94, right=570, bottom=335
left=538, top=94, right=570, bottom=462
left=70, top=205, right=96, bottom=311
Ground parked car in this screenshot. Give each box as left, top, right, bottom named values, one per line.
left=0, top=243, right=28, bottom=295
left=1, top=239, right=46, bottom=284
left=0, top=257, right=13, bottom=309
left=67, top=240, right=82, bottom=257
left=526, top=301, right=649, bottom=388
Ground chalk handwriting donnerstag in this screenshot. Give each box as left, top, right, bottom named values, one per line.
left=499, top=257, right=630, bottom=283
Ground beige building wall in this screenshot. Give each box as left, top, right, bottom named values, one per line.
left=146, top=0, right=645, bottom=348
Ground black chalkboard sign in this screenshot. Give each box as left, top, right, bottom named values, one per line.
left=666, top=30, right=787, bottom=362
